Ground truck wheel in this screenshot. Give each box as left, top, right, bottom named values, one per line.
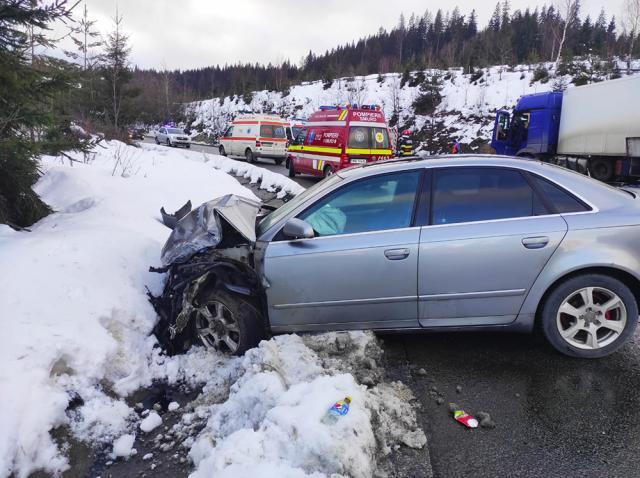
left=192, top=287, right=264, bottom=356
left=245, top=149, right=255, bottom=163
left=540, top=274, right=638, bottom=358
left=288, top=158, right=296, bottom=177
left=219, top=145, right=226, bottom=156
left=323, top=165, right=334, bottom=178
left=589, top=159, right=614, bottom=183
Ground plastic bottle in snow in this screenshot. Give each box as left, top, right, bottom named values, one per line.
left=321, top=396, right=352, bottom=425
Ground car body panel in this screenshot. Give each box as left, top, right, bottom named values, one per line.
left=263, top=227, right=420, bottom=330
left=418, top=215, right=568, bottom=325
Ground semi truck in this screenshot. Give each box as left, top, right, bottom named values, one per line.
left=491, top=75, right=640, bottom=183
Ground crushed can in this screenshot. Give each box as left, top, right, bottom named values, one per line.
left=453, top=409, right=478, bottom=429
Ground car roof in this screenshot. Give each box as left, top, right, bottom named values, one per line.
left=337, top=154, right=636, bottom=213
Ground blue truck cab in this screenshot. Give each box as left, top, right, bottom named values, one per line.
left=491, top=91, right=563, bottom=158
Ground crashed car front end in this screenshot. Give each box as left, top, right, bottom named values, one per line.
left=148, top=194, right=265, bottom=353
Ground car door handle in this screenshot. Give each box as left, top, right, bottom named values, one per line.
left=522, top=236, right=549, bottom=249
left=384, top=248, right=410, bottom=260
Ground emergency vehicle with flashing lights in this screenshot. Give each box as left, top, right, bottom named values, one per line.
left=218, top=114, right=289, bottom=165
left=286, top=105, right=393, bottom=178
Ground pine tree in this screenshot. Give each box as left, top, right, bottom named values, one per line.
left=0, top=0, right=88, bottom=228
left=102, top=9, right=132, bottom=132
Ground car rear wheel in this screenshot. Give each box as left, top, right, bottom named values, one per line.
left=192, top=287, right=264, bottom=355
left=245, top=148, right=255, bottom=163
left=541, top=274, right=638, bottom=358
left=186, top=144, right=191, bottom=149
left=219, top=145, right=226, bottom=156
left=288, top=158, right=296, bottom=177
left=274, top=158, right=283, bottom=166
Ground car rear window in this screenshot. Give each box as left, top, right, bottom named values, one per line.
left=348, top=127, right=389, bottom=149
left=530, top=176, right=590, bottom=213
left=432, top=168, right=542, bottom=225
left=260, top=124, right=286, bottom=138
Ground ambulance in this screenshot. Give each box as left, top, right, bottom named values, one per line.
left=286, top=105, right=393, bottom=178
left=218, top=114, right=289, bottom=165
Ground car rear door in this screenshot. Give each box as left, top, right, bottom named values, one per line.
left=263, top=169, right=423, bottom=331
left=417, top=166, right=568, bottom=326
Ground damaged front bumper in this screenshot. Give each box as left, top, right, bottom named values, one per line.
left=149, top=195, right=264, bottom=353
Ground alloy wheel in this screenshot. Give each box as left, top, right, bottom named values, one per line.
left=194, top=300, right=241, bottom=353
left=556, top=286, right=627, bottom=350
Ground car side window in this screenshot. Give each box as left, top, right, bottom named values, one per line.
left=224, top=126, right=234, bottom=137
left=530, top=175, right=590, bottom=213
left=298, top=171, right=421, bottom=237
left=432, top=168, right=545, bottom=225
left=159, top=128, right=165, bottom=134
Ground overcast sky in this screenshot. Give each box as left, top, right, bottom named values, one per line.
left=63, top=0, right=624, bottom=71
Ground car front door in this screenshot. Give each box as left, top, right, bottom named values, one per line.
left=158, top=127, right=166, bottom=142
left=418, top=167, right=568, bottom=326
left=263, top=170, right=423, bottom=332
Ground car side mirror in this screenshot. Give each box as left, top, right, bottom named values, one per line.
left=282, top=218, right=314, bottom=239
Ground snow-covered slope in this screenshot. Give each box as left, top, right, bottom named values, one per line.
left=186, top=58, right=640, bottom=153
left=0, top=142, right=424, bottom=478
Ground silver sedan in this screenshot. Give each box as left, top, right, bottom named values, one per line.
left=156, top=155, right=640, bottom=359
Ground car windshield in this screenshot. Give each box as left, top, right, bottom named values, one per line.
left=260, top=124, right=286, bottom=138
left=167, top=128, right=184, bottom=134
left=257, top=174, right=343, bottom=237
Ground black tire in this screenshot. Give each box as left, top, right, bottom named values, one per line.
left=245, top=148, right=255, bottom=163
left=589, top=159, right=614, bottom=183
left=288, top=158, right=296, bottom=177
left=166, top=139, right=171, bottom=147
left=186, top=144, right=191, bottom=149
left=274, top=158, right=283, bottom=166
left=219, top=145, right=226, bottom=156
left=191, top=287, right=265, bottom=356
left=155, top=137, right=160, bottom=145
left=323, top=165, right=334, bottom=179
left=541, top=273, right=638, bottom=358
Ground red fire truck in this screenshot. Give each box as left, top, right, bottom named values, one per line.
left=286, top=105, right=393, bottom=178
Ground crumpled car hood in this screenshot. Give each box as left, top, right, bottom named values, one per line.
left=161, top=194, right=261, bottom=266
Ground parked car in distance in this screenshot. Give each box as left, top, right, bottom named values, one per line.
left=218, top=114, right=288, bottom=165
left=128, top=128, right=145, bottom=141
left=155, top=126, right=191, bottom=148
left=152, top=155, right=640, bottom=359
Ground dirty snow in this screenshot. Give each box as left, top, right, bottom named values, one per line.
left=0, top=139, right=424, bottom=478
left=111, top=434, right=136, bottom=459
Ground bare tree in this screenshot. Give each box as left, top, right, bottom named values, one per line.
left=103, top=8, right=131, bottom=131
left=622, top=0, right=640, bottom=73
left=555, top=0, right=580, bottom=66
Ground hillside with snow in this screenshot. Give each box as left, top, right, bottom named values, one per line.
left=186, top=58, right=640, bottom=154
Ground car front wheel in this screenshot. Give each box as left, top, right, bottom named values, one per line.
left=541, top=274, right=638, bottom=358
left=192, top=287, right=264, bottom=355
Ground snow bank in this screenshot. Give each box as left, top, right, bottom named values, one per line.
left=0, top=139, right=425, bottom=477
left=0, top=140, right=257, bottom=477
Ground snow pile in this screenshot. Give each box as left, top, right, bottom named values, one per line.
left=0, top=139, right=424, bottom=477
left=174, top=332, right=425, bottom=478
left=0, top=140, right=260, bottom=477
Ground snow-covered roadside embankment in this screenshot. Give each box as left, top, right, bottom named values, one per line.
left=0, top=141, right=426, bottom=478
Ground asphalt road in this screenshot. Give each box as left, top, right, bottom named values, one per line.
left=142, top=137, right=318, bottom=189
left=143, top=137, right=640, bottom=477
left=382, top=330, right=640, bottom=478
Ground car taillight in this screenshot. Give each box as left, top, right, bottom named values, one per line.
left=255, top=140, right=261, bottom=148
